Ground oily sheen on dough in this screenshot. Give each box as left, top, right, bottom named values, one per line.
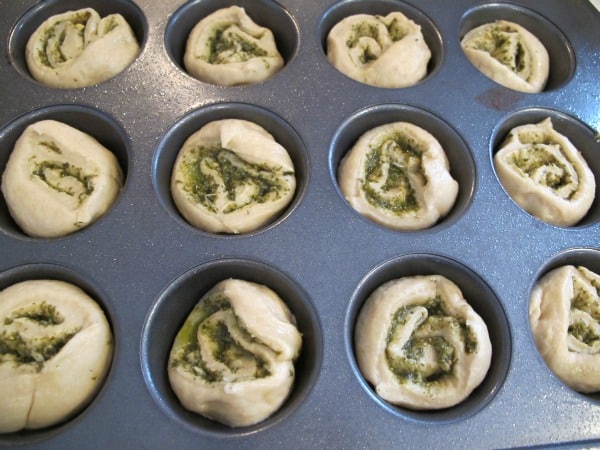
left=461, top=20, right=549, bottom=93
left=530, top=265, right=600, bottom=393
left=0, top=280, right=113, bottom=433
left=184, top=6, right=284, bottom=86
left=168, top=279, right=302, bottom=427
left=494, top=118, right=595, bottom=227
left=26, top=8, right=139, bottom=89
left=338, top=121, right=458, bottom=230
left=355, top=275, right=492, bottom=410
left=171, top=119, right=296, bottom=234
left=1, top=120, right=123, bottom=238
left=326, top=12, right=431, bottom=88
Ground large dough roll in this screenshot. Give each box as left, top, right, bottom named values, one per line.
left=355, top=275, right=492, bottom=410
left=168, top=279, right=302, bottom=427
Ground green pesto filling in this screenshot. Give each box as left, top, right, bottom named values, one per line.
left=385, top=297, right=477, bottom=385
left=205, top=25, right=267, bottom=64
left=32, top=160, right=95, bottom=203
left=180, top=146, right=292, bottom=214
left=467, top=24, right=527, bottom=73
left=345, top=17, right=408, bottom=64
left=569, top=271, right=600, bottom=346
left=38, top=12, right=90, bottom=68
left=362, top=132, right=424, bottom=214
left=508, top=145, right=572, bottom=192
left=3, top=301, right=64, bottom=327
left=170, top=292, right=271, bottom=382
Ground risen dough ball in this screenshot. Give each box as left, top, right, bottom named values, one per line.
left=494, top=118, right=595, bottom=227
left=25, top=8, right=139, bottom=88
left=327, top=12, right=431, bottom=88
left=355, top=275, right=492, bottom=410
left=461, top=20, right=549, bottom=93
left=168, top=279, right=302, bottom=427
left=171, top=119, right=296, bottom=234
left=0, top=280, right=113, bottom=433
left=338, top=121, right=458, bottom=230
left=530, top=265, right=600, bottom=393
left=1, top=120, right=123, bottom=238
left=184, top=6, right=284, bottom=86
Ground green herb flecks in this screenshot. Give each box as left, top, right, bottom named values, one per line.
left=32, top=160, right=95, bottom=204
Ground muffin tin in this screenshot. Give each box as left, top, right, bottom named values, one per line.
left=1, top=0, right=599, bottom=448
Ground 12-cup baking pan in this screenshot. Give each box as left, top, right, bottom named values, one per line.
left=0, top=0, right=599, bottom=448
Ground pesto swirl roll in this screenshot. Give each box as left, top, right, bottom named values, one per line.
left=0, top=280, right=113, bottom=433
left=171, top=119, right=296, bottom=234
left=168, top=279, right=302, bottom=427
left=355, top=275, right=492, bottom=410
left=461, top=20, right=549, bottom=93
left=1, top=120, right=123, bottom=238
left=184, top=6, right=284, bottom=86
left=530, top=266, right=600, bottom=393
left=494, top=118, right=595, bottom=227
left=326, top=12, right=431, bottom=88
left=338, top=121, right=458, bottom=230
left=25, top=8, right=139, bottom=88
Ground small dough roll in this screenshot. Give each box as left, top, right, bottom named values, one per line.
left=26, top=8, right=139, bottom=89
left=326, top=12, right=431, bottom=88
left=338, top=121, right=458, bottom=230
left=461, top=20, right=549, bottom=93
left=168, top=279, right=302, bottom=427
left=494, top=118, right=595, bottom=227
left=184, top=6, right=284, bottom=86
left=1, top=120, right=123, bottom=238
left=171, top=119, right=296, bottom=234
left=0, top=280, right=113, bottom=433
left=355, top=275, right=492, bottom=410
left=530, top=265, right=600, bottom=393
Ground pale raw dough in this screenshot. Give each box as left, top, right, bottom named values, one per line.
left=530, top=265, right=600, bottom=393
left=0, top=279, right=113, bottom=433
left=184, top=6, right=284, bottom=86
left=168, top=279, right=302, bottom=427
left=494, top=118, right=595, bottom=227
left=326, top=12, right=431, bottom=88
left=355, top=275, right=492, bottom=410
left=338, top=121, right=458, bottom=230
left=26, top=8, right=139, bottom=89
left=171, top=119, right=296, bottom=234
left=1, top=120, right=123, bottom=238
left=461, top=20, right=549, bottom=93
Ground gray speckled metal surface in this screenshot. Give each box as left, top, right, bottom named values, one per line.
left=1, top=0, right=599, bottom=448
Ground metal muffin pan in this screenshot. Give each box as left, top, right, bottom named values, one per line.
left=0, top=0, right=599, bottom=448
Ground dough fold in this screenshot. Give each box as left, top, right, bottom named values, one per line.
left=327, top=12, right=431, bottom=88
left=338, top=121, right=458, bottom=230
left=168, top=279, right=302, bottom=427
left=184, top=6, right=284, bottom=86
left=1, top=120, right=123, bottom=238
left=494, top=118, right=595, bottom=227
left=0, top=280, right=113, bottom=433
left=26, top=8, right=139, bottom=88
left=355, top=275, right=492, bottom=409
left=530, top=265, right=600, bottom=393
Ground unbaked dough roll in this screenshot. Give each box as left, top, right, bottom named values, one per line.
left=184, top=6, right=284, bottom=86
left=171, top=119, right=296, bottom=234
left=168, top=279, right=302, bottom=427
left=461, top=20, right=549, bottom=93
left=1, top=120, right=123, bottom=238
left=338, top=121, right=458, bottom=230
left=26, top=8, right=139, bottom=88
left=494, top=118, right=595, bottom=227
left=326, top=12, right=431, bottom=88
left=355, top=275, right=492, bottom=410
left=0, top=280, right=113, bottom=433
left=530, top=265, right=600, bottom=393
